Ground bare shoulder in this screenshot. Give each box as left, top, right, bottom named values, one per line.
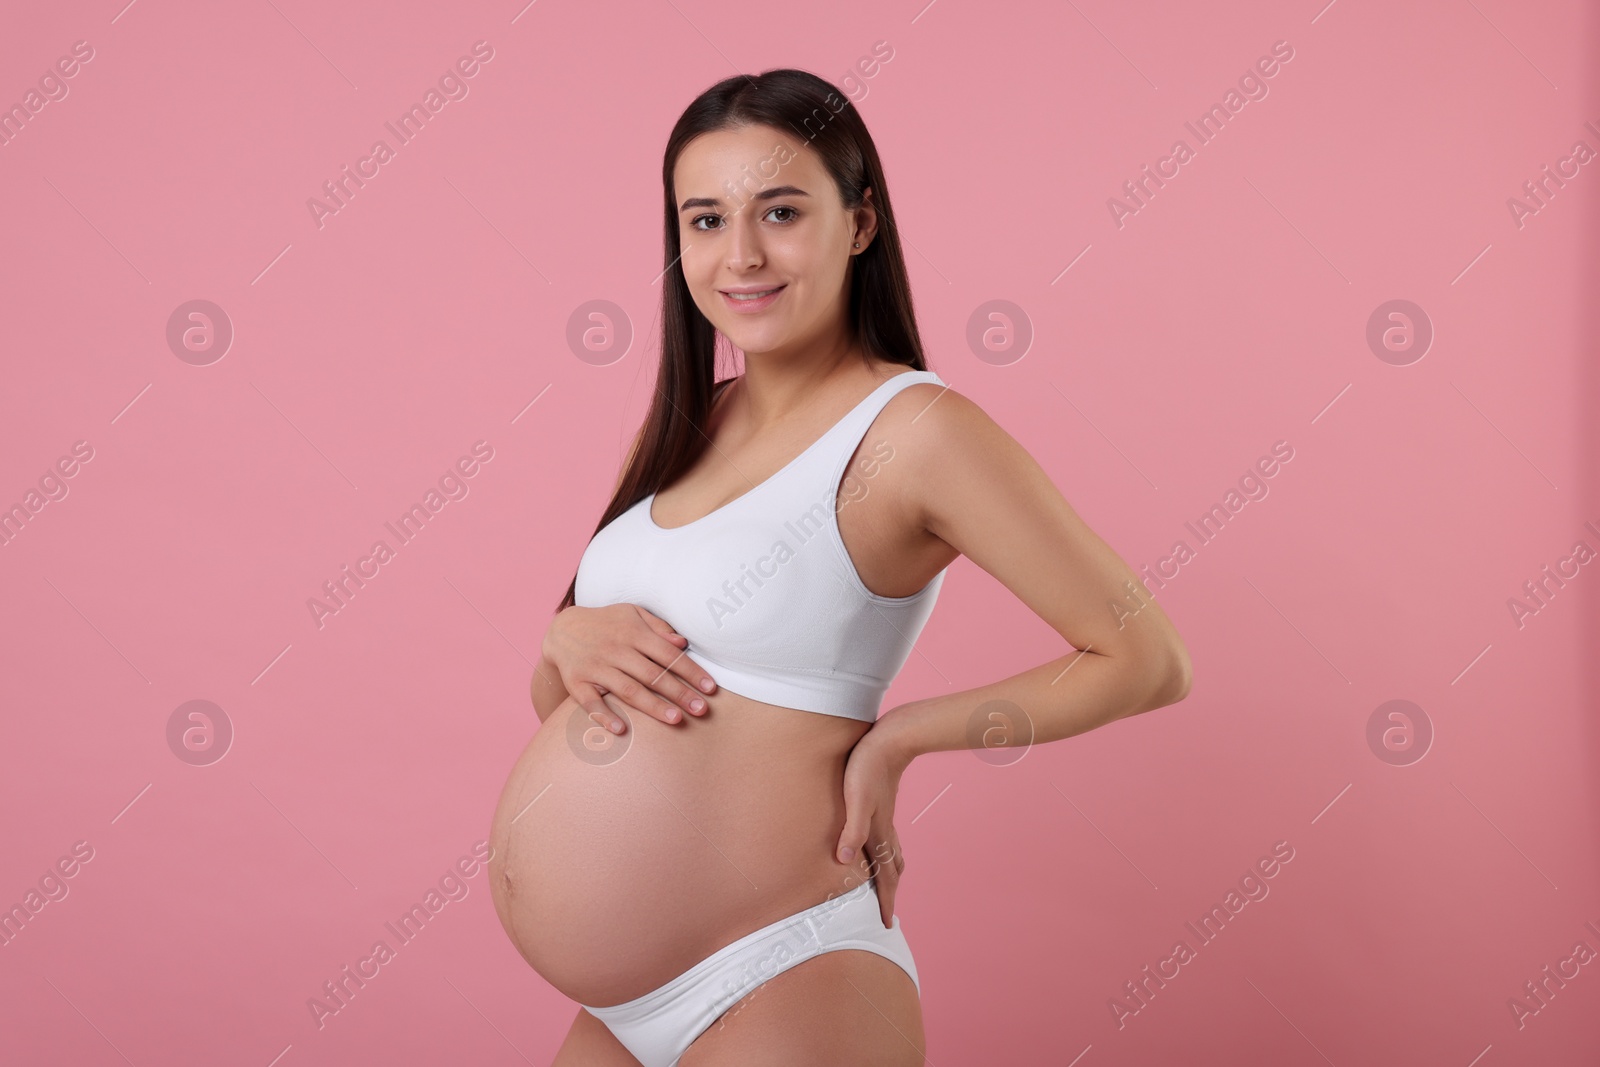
left=874, top=380, right=1019, bottom=488
left=870, top=379, right=1045, bottom=534
left=877, top=381, right=1188, bottom=667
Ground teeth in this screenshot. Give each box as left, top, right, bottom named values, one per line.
left=728, top=288, right=780, bottom=300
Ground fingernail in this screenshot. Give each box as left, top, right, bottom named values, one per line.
left=839, top=847, right=853, bottom=862
left=691, top=698, right=705, bottom=712
left=699, top=679, right=715, bottom=693
left=610, top=720, right=623, bottom=734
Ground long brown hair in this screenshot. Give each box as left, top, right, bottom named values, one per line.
left=556, top=67, right=929, bottom=612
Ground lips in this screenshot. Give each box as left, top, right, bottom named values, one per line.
left=719, top=285, right=786, bottom=312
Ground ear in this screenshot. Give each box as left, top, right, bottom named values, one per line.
left=853, top=186, right=880, bottom=252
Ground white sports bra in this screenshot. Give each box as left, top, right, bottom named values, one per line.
left=573, top=369, right=949, bottom=722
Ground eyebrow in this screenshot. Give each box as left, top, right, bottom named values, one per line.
left=678, top=185, right=811, bottom=212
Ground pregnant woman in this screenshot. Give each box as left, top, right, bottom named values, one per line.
left=488, top=69, right=1192, bottom=1066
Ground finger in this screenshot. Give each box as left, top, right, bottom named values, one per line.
left=598, top=666, right=685, bottom=725
left=645, top=636, right=716, bottom=701
left=837, top=805, right=871, bottom=866
left=878, top=837, right=904, bottom=876
left=632, top=605, right=689, bottom=645
left=572, top=684, right=626, bottom=735
left=866, top=838, right=899, bottom=928
left=867, top=838, right=901, bottom=884
left=670, top=659, right=718, bottom=702
left=637, top=642, right=716, bottom=712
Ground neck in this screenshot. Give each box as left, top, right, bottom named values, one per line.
left=737, top=333, right=867, bottom=427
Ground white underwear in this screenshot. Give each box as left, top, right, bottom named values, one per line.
left=579, top=876, right=920, bottom=1067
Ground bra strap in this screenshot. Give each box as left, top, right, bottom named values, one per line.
left=814, top=369, right=945, bottom=493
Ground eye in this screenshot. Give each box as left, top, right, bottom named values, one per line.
left=688, top=206, right=799, bottom=232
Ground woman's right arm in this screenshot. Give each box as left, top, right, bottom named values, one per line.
left=530, top=420, right=637, bottom=726
left=529, top=420, right=717, bottom=730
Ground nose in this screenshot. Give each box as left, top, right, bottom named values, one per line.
left=723, top=207, right=765, bottom=271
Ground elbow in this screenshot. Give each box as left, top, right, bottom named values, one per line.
left=1155, top=643, right=1192, bottom=707
left=1127, top=641, right=1191, bottom=716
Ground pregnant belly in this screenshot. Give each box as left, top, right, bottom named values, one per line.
left=488, top=693, right=879, bottom=1008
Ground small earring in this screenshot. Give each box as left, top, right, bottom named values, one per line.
left=853, top=242, right=860, bottom=248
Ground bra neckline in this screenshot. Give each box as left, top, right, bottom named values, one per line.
left=644, top=369, right=933, bottom=533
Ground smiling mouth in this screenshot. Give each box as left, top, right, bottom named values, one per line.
left=718, top=285, right=786, bottom=313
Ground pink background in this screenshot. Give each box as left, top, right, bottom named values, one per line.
left=2, top=0, right=1597, bottom=1064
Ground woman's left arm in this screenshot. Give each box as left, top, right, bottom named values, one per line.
left=877, top=382, right=1191, bottom=755
left=837, top=385, right=1193, bottom=924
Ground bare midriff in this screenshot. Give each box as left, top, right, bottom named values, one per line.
left=487, top=686, right=882, bottom=1008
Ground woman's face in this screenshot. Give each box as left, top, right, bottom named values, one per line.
left=672, top=124, right=874, bottom=361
